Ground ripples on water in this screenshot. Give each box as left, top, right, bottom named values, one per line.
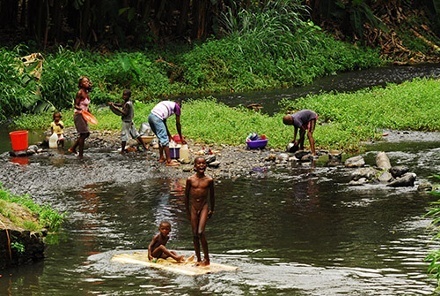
left=2, top=65, right=440, bottom=295
left=2, top=168, right=439, bottom=295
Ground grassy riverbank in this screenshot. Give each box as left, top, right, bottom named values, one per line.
left=12, top=77, right=440, bottom=153
left=0, top=27, right=382, bottom=121
left=0, top=184, right=64, bottom=232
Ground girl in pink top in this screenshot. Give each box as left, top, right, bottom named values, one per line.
left=68, top=76, right=92, bottom=157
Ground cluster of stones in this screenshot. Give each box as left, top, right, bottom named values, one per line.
left=345, top=151, right=432, bottom=190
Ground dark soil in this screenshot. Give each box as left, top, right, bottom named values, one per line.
left=1, top=128, right=438, bottom=204
left=0, top=127, right=292, bottom=199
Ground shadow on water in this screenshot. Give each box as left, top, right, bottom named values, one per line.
left=1, top=143, right=440, bottom=295
left=1, top=66, right=440, bottom=295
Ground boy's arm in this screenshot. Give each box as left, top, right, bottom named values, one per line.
left=108, top=102, right=127, bottom=115
left=184, top=178, right=191, bottom=219
left=208, top=178, right=215, bottom=218
left=58, top=121, right=64, bottom=129
left=292, top=126, right=298, bottom=144
left=120, top=102, right=130, bottom=116
left=147, top=234, right=158, bottom=260
left=113, top=103, right=128, bottom=116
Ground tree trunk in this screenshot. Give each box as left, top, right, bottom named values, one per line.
left=0, top=0, right=18, bottom=29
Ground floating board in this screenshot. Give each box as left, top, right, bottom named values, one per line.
left=111, top=251, right=238, bottom=276
left=82, top=110, right=98, bottom=125
left=109, top=104, right=124, bottom=116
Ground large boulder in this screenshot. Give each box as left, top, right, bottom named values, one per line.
left=350, top=167, right=378, bottom=181
left=345, top=155, right=365, bottom=168
left=376, top=151, right=391, bottom=170
left=387, top=172, right=416, bottom=187
left=389, top=165, right=410, bottom=178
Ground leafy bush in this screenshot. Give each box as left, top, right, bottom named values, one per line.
left=0, top=47, right=42, bottom=120
left=40, top=48, right=84, bottom=110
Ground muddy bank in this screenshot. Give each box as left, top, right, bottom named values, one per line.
left=1, top=127, right=289, bottom=196
left=1, top=128, right=439, bottom=201
left=0, top=229, right=45, bottom=269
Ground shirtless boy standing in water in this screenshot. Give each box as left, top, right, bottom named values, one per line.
left=185, top=157, right=215, bottom=266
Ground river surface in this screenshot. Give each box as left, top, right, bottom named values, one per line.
left=211, top=63, right=440, bottom=115
left=1, top=65, right=440, bottom=295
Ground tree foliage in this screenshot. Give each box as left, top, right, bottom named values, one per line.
left=0, top=1, right=439, bottom=52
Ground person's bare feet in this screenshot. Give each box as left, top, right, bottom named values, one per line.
left=196, top=259, right=210, bottom=267
left=176, top=255, right=185, bottom=263
left=166, top=160, right=180, bottom=167
left=68, top=148, right=77, bottom=154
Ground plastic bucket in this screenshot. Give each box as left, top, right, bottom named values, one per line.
left=9, top=130, right=28, bottom=151
left=170, top=147, right=180, bottom=159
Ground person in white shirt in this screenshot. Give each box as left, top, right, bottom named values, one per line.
left=148, top=100, right=186, bottom=166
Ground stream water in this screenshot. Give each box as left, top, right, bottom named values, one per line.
left=1, top=65, right=440, bottom=295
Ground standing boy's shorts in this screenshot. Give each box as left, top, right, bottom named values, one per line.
left=148, top=113, right=169, bottom=147
left=121, top=121, right=140, bottom=142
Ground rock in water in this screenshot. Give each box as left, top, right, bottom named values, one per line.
left=345, top=155, right=365, bottom=168
left=387, top=172, right=416, bottom=187
left=376, top=151, right=391, bottom=170
left=389, top=165, right=409, bottom=178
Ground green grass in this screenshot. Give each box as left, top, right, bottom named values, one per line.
left=0, top=183, right=65, bottom=232
left=11, top=77, right=440, bottom=153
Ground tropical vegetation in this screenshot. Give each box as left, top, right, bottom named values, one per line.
left=2, top=0, right=440, bottom=123
left=1, top=1, right=439, bottom=56
left=11, top=77, right=440, bottom=153
left=0, top=2, right=385, bottom=122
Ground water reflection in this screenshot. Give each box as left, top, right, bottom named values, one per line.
left=9, top=156, right=29, bottom=165
left=1, top=63, right=440, bottom=294
left=1, top=170, right=439, bottom=294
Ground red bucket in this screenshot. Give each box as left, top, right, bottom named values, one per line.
left=9, top=130, right=29, bottom=151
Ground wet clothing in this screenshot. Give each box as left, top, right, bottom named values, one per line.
left=74, top=113, right=89, bottom=134
left=148, top=101, right=181, bottom=147
left=290, top=110, right=318, bottom=130
left=74, top=97, right=90, bottom=114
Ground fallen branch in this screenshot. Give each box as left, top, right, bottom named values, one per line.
left=410, top=28, right=440, bottom=52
